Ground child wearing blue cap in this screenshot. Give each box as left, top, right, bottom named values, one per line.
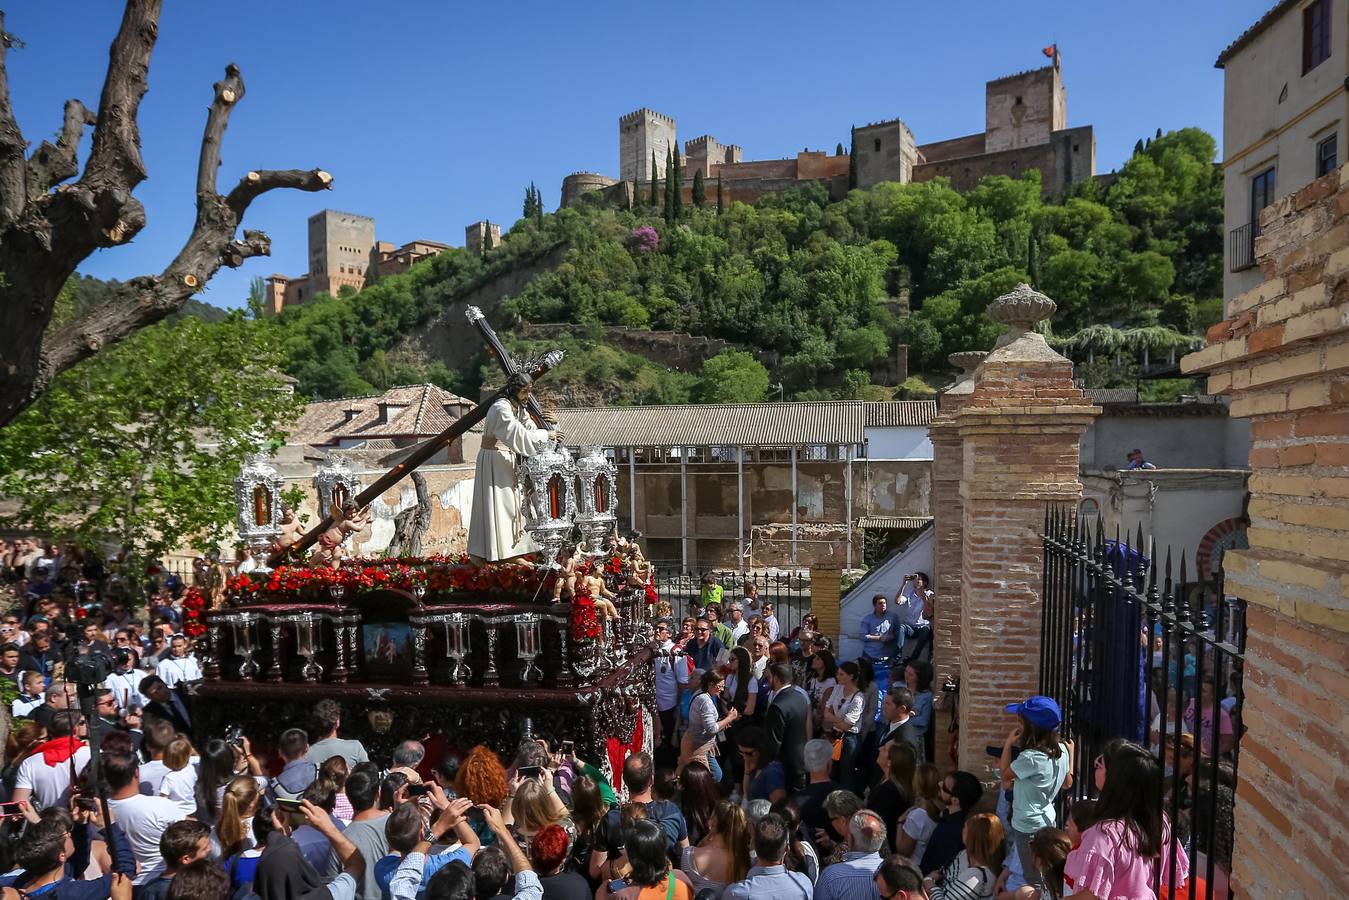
left=999, top=695, right=1074, bottom=892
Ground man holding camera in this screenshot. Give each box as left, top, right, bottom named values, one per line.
left=894, top=573, right=933, bottom=668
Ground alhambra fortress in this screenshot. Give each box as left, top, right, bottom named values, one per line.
left=562, top=58, right=1095, bottom=209
left=264, top=58, right=1094, bottom=316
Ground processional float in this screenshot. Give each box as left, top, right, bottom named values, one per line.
left=194, top=308, right=656, bottom=765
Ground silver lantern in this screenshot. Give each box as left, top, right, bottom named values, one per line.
left=313, top=453, right=362, bottom=517
left=234, top=452, right=283, bottom=574
left=573, top=446, right=617, bottom=555
left=519, top=441, right=577, bottom=567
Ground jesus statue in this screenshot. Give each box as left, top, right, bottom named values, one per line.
left=468, top=372, right=563, bottom=563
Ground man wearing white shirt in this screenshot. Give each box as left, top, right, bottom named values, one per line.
left=138, top=719, right=177, bottom=796
left=652, top=620, right=688, bottom=752
left=894, top=573, right=933, bottom=666
left=106, top=648, right=147, bottom=715
left=105, top=750, right=184, bottom=885
left=728, top=603, right=750, bottom=645
left=156, top=635, right=202, bottom=688
left=12, top=711, right=91, bottom=810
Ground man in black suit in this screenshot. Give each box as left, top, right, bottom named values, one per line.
left=761, top=662, right=809, bottom=792
left=140, top=674, right=192, bottom=734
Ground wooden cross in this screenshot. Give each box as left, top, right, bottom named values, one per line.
left=269, top=309, right=562, bottom=566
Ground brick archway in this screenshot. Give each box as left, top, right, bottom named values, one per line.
left=1196, top=516, right=1247, bottom=580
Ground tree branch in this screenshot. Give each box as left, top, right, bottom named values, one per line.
left=225, top=167, right=332, bottom=219
left=196, top=64, right=243, bottom=198
left=0, top=12, right=29, bottom=227
left=26, top=100, right=97, bottom=200
left=81, top=0, right=160, bottom=194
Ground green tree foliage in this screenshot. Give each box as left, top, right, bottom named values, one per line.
left=848, top=130, right=858, bottom=189
left=692, top=169, right=705, bottom=209
left=672, top=145, right=683, bottom=220
left=264, top=128, right=1221, bottom=401
left=0, top=313, right=302, bottom=569
left=836, top=142, right=845, bottom=156
left=694, top=351, right=770, bottom=403
left=650, top=152, right=658, bottom=206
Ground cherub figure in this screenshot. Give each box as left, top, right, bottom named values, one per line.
left=271, top=506, right=305, bottom=556
left=552, top=544, right=585, bottom=602
left=314, top=501, right=371, bottom=565
left=581, top=568, right=620, bottom=621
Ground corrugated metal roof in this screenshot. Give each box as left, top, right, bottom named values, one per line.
left=554, top=401, right=866, bottom=446
left=863, top=401, right=937, bottom=427
left=857, top=516, right=933, bottom=530
left=1214, top=0, right=1297, bottom=67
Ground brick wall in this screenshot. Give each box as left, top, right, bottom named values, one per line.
left=1182, top=163, right=1349, bottom=897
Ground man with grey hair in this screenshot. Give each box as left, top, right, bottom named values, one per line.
left=728, top=602, right=749, bottom=645
left=797, top=738, right=841, bottom=835
left=812, top=809, right=885, bottom=900
left=391, top=740, right=425, bottom=770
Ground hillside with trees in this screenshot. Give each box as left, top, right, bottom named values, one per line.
left=261, top=128, right=1223, bottom=403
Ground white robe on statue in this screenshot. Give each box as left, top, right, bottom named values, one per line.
left=468, top=398, right=550, bottom=561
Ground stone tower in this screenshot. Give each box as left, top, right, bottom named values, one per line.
left=465, top=221, right=501, bottom=256
left=984, top=64, right=1065, bottom=153
left=308, top=209, right=375, bottom=295
left=853, top=119, right=917, bottom=189
left=619, top=108, right=677, bottom=183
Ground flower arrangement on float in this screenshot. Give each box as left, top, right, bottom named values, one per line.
left=226, top=554, right=549, bottom=602
left=181, top=586, right=208, bottom=637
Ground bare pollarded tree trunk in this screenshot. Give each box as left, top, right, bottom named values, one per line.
left=0, top=1, right=333, bottom=426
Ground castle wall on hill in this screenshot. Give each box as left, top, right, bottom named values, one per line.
left=913, top=125, right=1094, bottom=197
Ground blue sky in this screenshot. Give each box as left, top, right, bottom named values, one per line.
left=7, top=1, right=1273, bottom=310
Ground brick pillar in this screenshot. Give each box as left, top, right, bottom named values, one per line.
left=930, top=351, right=985, bottom=768
left=930, top=351, right=986, bottom=686
left=955, top=286, right=1099, bottom=778
left=1182, top=165, right=1349, bottom=897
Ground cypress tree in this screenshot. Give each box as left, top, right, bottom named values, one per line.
left=692, top=169, right=705, bottom=208
left=1027, top=231, right=1040, bottom=287
left=716, top=174, right=724, bottom=215
left=482, top=224, right=493, bottom=252
left=649, top=151, right=658, bottom=206
left=848, top=127, right=858, bottom=190
left=664, top=146, right=675, bottom=222
left=672, top=145, right=683, bottom=219
left=1133, top=138, right=1144, bottom=156
left=523, top=186, right=534, bottom=220
left=533, top=184, right=544, bottom=223
left=836, top=142, right=844, bottom=156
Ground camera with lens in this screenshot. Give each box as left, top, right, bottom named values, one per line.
left=224, top=725, right=245, bottom=747
left=66, top=647, right=115, bottom=687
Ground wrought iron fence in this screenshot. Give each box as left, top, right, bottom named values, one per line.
left=1042, top=507, right=1245, bottom=900
left=650, top=564, right=813, bottom=637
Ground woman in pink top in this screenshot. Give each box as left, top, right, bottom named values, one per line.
left=1063, top=742, right=1188, bottom=900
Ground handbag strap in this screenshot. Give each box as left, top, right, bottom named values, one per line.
left=665, top=872, right=676, bottom=900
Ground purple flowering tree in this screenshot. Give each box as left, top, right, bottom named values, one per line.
left=630, top=226, right=659, bottom=253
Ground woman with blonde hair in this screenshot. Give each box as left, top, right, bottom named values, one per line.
left=216, top=775, right=265, bottom=870
left=506, top=772, right=573, bottom=850
left=895, top=762, right=943, bottom=865
left=923, top=812, right=1005, bottom=899
left=679, top=800, right=750, bottom=899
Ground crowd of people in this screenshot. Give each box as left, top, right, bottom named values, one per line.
left=0, top=540, right=1222, bottom=900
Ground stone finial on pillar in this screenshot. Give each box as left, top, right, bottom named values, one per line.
left=953, top=284, right=1098, bottom=779
left=944, top=351, right=988, bottom=399
left=987, top=283, right=1057, bottom=345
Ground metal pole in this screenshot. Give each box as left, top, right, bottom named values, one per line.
left=737, top=446, right=745, bottom=573
left=791, top=449, right=799, bottom=566
left=845, top=445, right=854, bottom=570
left=680, top=447, right=689, bottom=573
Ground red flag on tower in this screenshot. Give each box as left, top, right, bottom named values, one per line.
left=1043, top=43, right=1060, bottom=65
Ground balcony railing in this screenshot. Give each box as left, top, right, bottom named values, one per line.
left=1228, top=220, right=1257, bottom=272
